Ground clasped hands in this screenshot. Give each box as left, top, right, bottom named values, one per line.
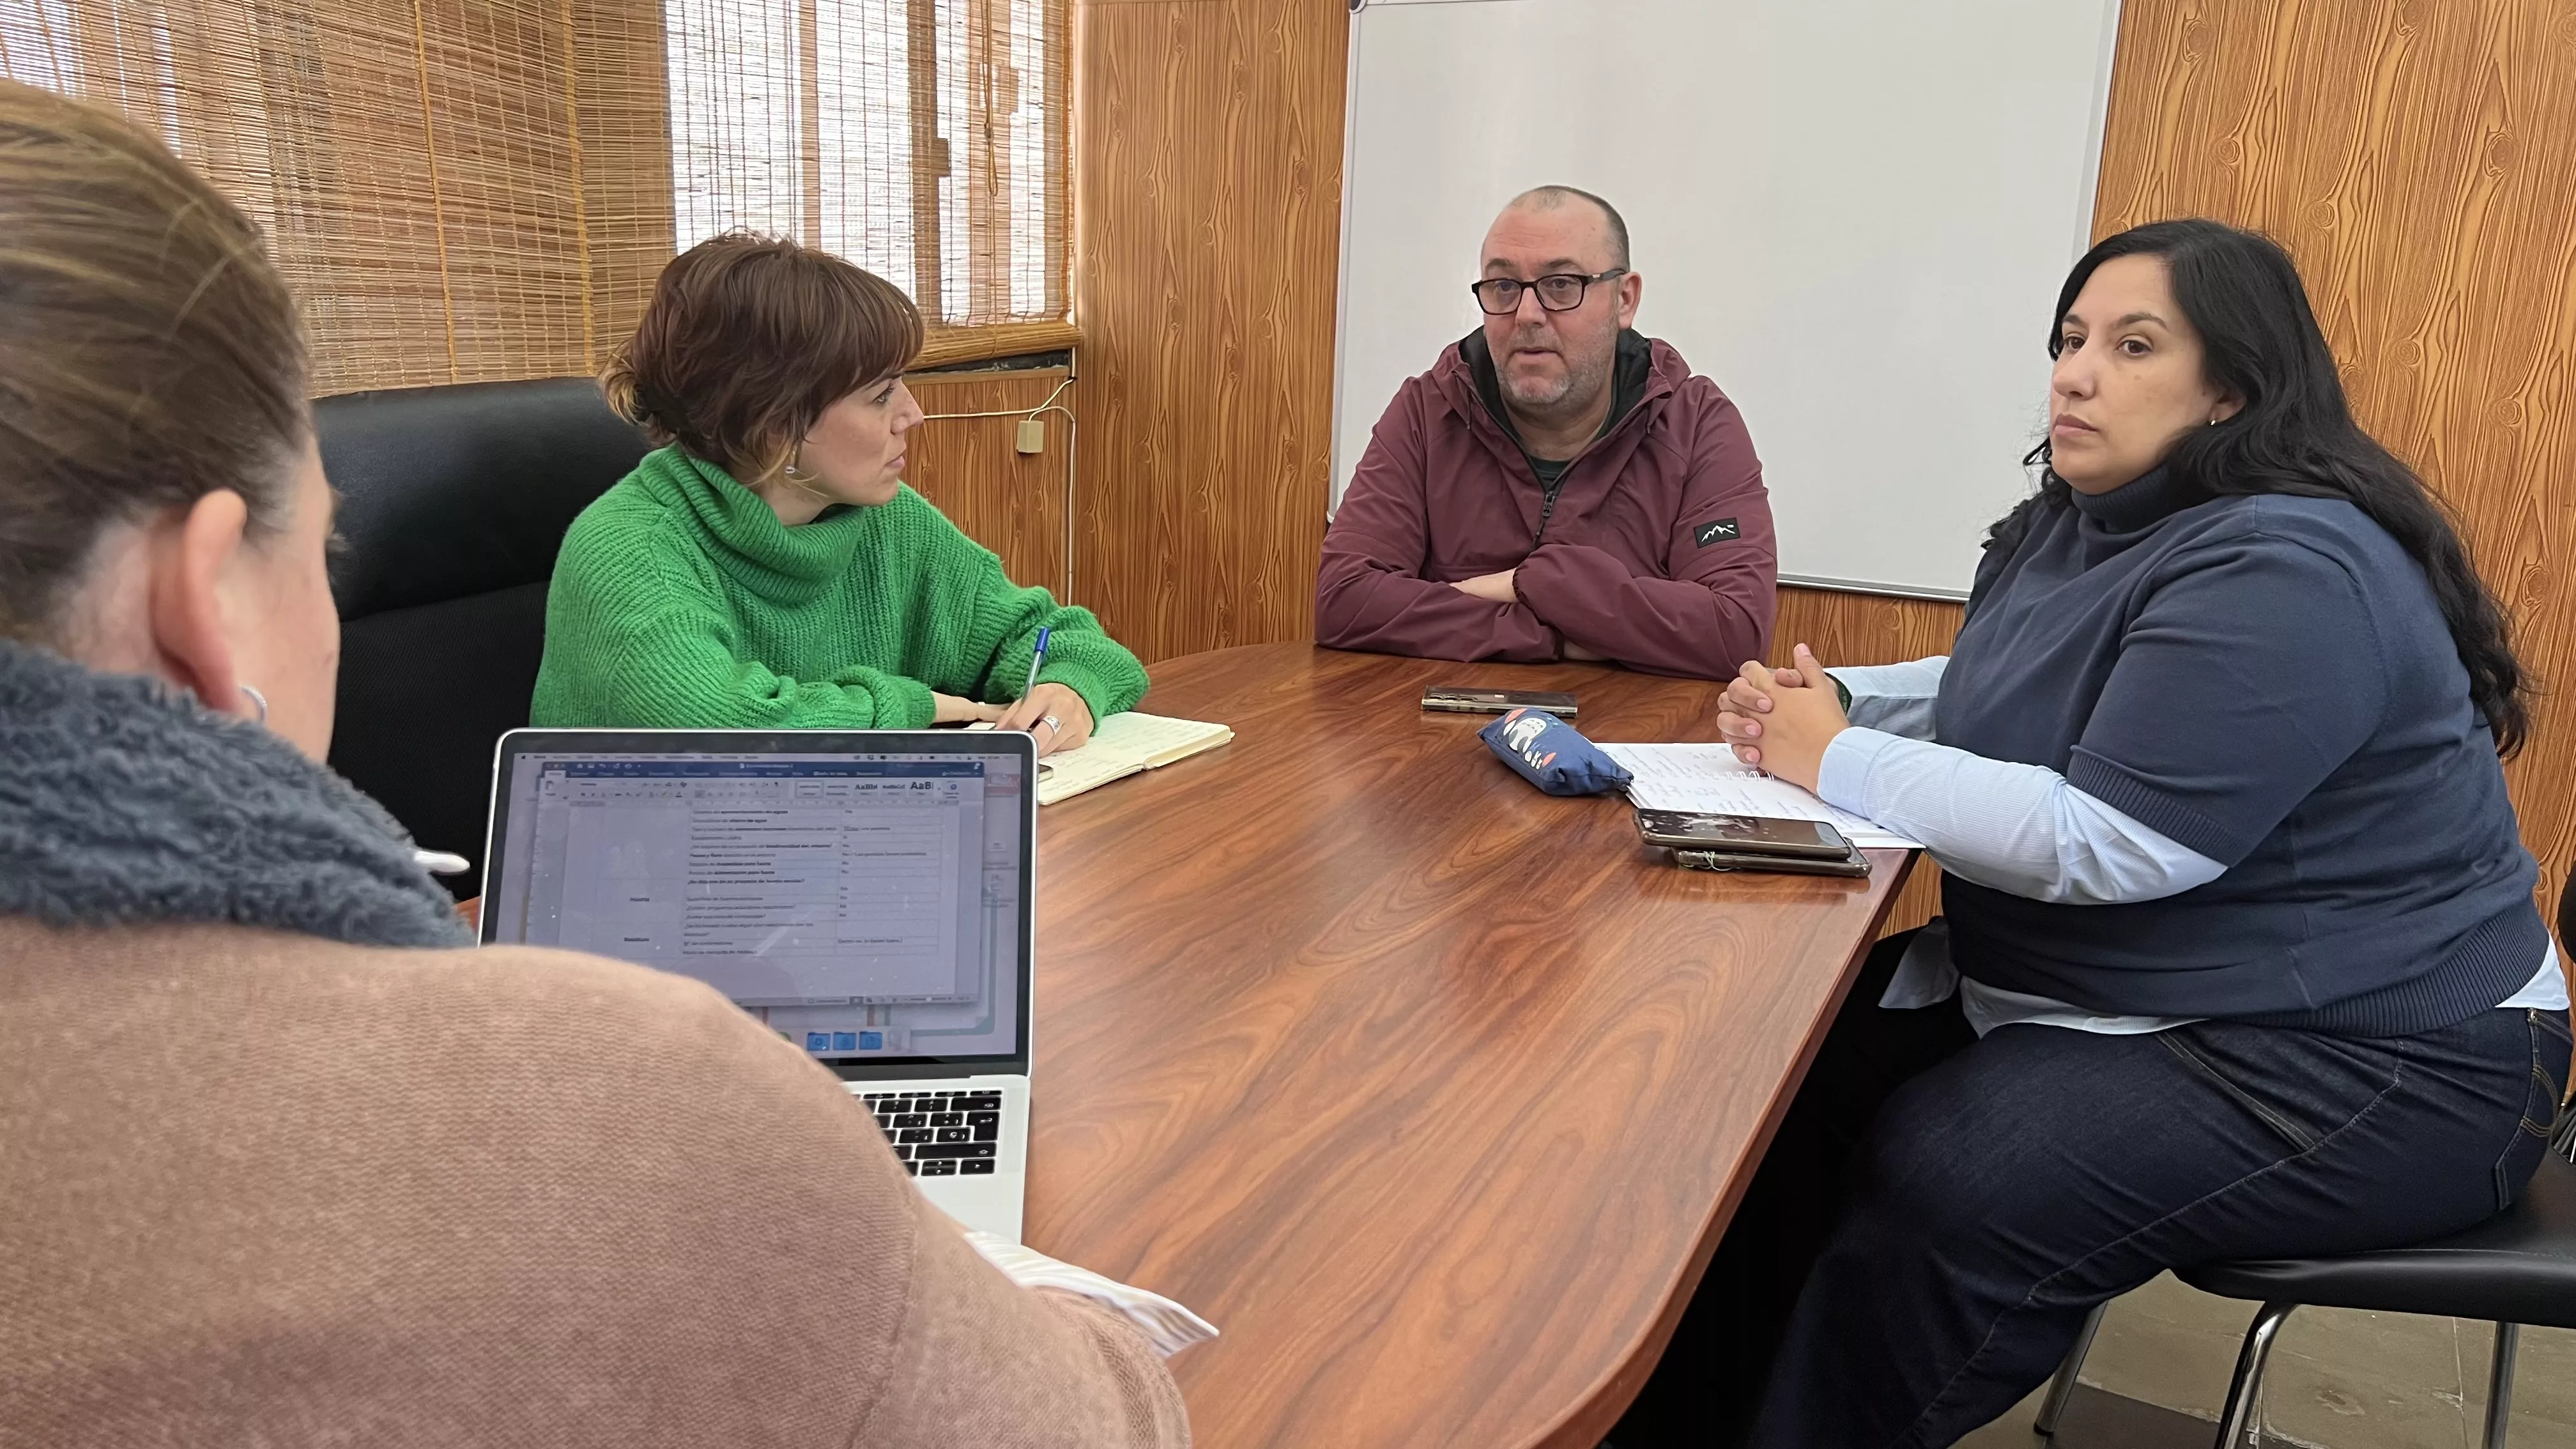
left=1715, top=643, right=1848, bottom=793
left=931, top=682, right=1095, bottom=756
left=1450, top=571, right=1839, bottom=763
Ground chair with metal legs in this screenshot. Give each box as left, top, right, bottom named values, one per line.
left=2030, top=1300, right=2105, bottom=1439
left=2034, top=1145, right=2576, bottom=1448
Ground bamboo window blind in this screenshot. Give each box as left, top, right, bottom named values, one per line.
left=0, top=0, right=1069, bottom=395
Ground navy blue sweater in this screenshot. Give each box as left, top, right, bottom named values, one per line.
left=1939, top=468, right=2543, bottom=1036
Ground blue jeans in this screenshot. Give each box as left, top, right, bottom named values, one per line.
left=1613, top=927, right=2572, bottom=1449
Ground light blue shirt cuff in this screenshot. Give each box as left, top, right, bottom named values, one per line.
left=1816, top=726, right=2224, bottom=905
left=1816, top=726, right=1900, bottom=818
left=1826, top=657, right=1946, bottom=740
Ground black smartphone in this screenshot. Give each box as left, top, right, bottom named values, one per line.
left=1422, top=686, right=1579, bottom=717
left=1671, top=846, right=1873, bottom=878
left=1634, top=808, right=1851, bottom=859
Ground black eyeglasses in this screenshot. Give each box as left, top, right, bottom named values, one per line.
left=1469, top=269, right=1627, bottom=316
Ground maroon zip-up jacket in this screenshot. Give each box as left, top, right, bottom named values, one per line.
left=1315, top=330, right=1776, bottom=677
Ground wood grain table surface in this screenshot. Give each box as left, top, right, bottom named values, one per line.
left=1026, top=644, right=1915, bottom=1449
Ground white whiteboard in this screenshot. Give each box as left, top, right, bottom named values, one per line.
left=1331, top=0, right=2125, bottom=597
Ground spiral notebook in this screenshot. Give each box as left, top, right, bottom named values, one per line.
left=1037, top=713, right=1234, bottom=805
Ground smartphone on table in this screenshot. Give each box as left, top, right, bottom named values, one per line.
left=1632, top=809, right=1851, bottom=859
left=1422, top=686, right=1579, bottom=717
left=1671, top=847, right=1873, bottom=878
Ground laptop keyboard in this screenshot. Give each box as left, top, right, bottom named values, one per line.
left=862, top=1090, right=1006, bottom=1177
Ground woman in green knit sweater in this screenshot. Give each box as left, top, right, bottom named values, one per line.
left=532, top=233, right=1145, bottom=754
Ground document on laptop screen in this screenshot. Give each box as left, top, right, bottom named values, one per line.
left=486, top=751, right=1025, bottom=1061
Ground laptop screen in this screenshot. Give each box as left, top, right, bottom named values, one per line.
left=481, top=733, right=1031, bottom=1071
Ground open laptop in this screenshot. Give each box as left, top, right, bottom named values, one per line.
left=478, top=728, right=1038, bottom=1241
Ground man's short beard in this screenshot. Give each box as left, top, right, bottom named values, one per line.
left=1502, top=334, right=1612, bottom=424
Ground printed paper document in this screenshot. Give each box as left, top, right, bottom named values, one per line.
left=1598, top=743, right=1924, bottom=850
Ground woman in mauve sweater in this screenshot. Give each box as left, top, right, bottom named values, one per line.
left=0, top=80, right=1189, bottom=1448
left=532, top=233, right=1144, bottom=756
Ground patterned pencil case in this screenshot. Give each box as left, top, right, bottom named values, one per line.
left=1478, top=707, right=1634, bottom=797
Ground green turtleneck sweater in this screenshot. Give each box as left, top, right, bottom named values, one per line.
left=531, top=447, right=1147, bottom=731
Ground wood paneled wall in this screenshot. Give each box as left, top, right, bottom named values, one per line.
left=1774, top=587, right=1965, bottom=673
left=1067, top=0, right=1346, bottom=665
left=905, top=369, right=1075, bottom=595
left=2096, top=0, right=2576, bottom=942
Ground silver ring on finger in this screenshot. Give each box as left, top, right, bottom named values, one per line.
left=1040, top=714, right=1061, bottom=735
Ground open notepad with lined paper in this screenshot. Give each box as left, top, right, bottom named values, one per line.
left=1037, top=714, right=1234, bottom=805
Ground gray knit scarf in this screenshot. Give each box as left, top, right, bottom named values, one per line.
left=0, top=640, right=471, bottom=948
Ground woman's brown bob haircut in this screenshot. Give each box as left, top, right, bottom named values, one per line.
left=603, top=233, right=926, bottom=484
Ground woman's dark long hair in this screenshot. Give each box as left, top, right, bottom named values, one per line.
left=1989, top=218, right=2529, bottom=755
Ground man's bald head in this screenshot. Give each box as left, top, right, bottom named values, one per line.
left=1501, top=185, right=1630, bottom=272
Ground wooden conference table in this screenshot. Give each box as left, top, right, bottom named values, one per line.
left=1027, top=644, right=1915, bottom=1448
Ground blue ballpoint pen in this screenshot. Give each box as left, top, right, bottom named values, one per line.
left=1020, top=626, right=1051, bottom=699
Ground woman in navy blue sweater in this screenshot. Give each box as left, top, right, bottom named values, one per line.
left=1615, top=220, right=2572, bottom=1447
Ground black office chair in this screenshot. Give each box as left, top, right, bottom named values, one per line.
left=2034, top=871, right=2576, bottom=1448
left=317, top=378, right=648, bottom=895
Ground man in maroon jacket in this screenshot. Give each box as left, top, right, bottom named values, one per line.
left=1315, top=187, right=1777, bottom=677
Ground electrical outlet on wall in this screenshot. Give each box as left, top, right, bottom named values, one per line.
left=1015, top=418, right=1045, bottom=454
